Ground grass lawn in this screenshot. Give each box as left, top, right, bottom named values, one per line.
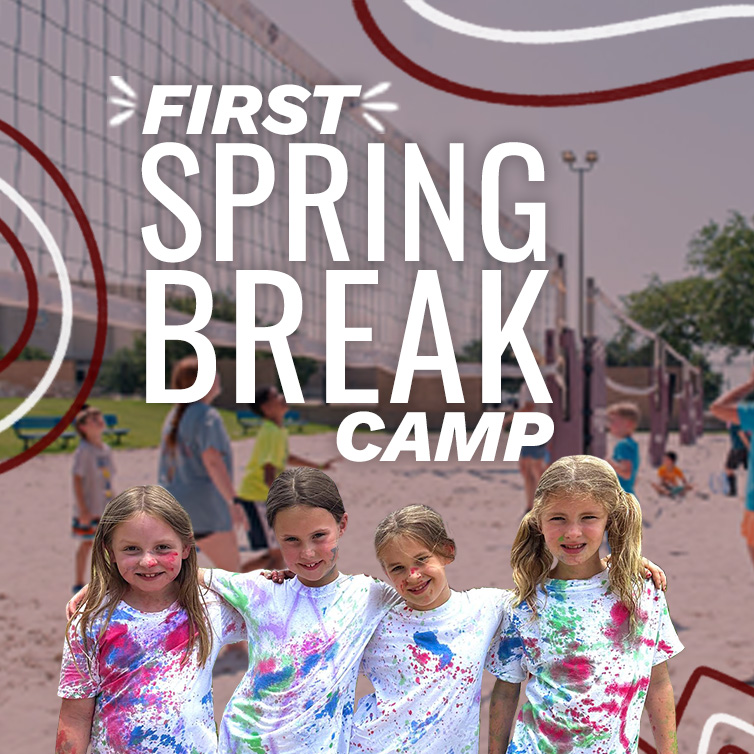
left=0, top=397, right=334, bottom=460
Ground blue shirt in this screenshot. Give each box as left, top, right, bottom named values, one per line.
left=737, top=404, right=754, bottom=512
left=613, top=435, right=639, bottom=495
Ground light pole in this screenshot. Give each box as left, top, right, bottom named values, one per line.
left=561, top=150, right=598, bottom=342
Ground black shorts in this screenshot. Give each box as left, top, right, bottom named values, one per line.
left=726, top=447, right=748, bottom=471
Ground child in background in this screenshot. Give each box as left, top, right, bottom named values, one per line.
left=57, top=486, right=245, bottom=754
left=350, top=505, right=513, bottom=754
left=71, top=406, right=115, bottom=594
left=510, top=380, right=549, bottom=511
left=652, top=451, right=692, bottom=498
left=235, top=386, right=335, bottom=570
left=711, top=366, right=754, bottom=572
left=724, top=423, right=750, bottom=497
left=488, top=455, right=682, bottom=754
left=205, top=468, right=401, bottom=753
left=606, top=401, right=641, bottom=495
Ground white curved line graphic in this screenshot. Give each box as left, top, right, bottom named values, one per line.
left=0, top=178, right=73, bottom=434
left=404, top=0, right=754, bottom=44
left=697, top=712, right=754, bottom=754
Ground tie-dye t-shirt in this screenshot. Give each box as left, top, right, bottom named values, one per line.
left=58, top=591, right=245, bottom=754
left=351, top=588, right=513, bottom=754
left=208, top=569, right=401, bottom=754
left=487, top=571, right=683, bottom=753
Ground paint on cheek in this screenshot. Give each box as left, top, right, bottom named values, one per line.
left=558, top=535, right=565, bottom=543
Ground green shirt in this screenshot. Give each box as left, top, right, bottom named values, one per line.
left=238, top=419, right=288, bottom=500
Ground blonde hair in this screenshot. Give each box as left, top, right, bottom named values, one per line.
left=374, top=505, right=456, bottom=563
left=510, top=455, right=644, bottom=630
left=606, top=401, right=641, bottom=426
left=67, top=485, right=212, bottom=667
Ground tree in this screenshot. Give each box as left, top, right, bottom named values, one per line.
left=688, top=211, right=754, bottom=351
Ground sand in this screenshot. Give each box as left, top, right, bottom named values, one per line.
left=3, top=430, right=753, bottom=753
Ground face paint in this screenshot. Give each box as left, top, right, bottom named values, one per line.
left=380, top=536, right=451, bottom=611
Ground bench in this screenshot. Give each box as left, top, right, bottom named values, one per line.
left=236, top=410, right=262, bottom=434
left=283, top=409, right=307, bottom=433
left=13, top=416, right=77, bottom=450
left=103, top=414, right=130, bottom=445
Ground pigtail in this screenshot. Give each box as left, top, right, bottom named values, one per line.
left=164, top=356, right=201, bottom=457
left=165, top=402, right=190, bottom=453
left=605, top=490, right=645, bottom=631
left=510, top=511, right=553, bottom=614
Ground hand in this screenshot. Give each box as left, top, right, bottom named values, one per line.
left=231, top=502, right=248, bottom=529
left=77, top=510, right=93, bottom=527
left=260, top=569, right=295, bottom=584
left=641, top=557, right=667, bottom=591
left=66, top=584, right=90, bottom=619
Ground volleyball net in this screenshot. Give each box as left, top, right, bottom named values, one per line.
left=589, top=280, right=704, bottom=464
left=0, top=0, right=560, bottom=374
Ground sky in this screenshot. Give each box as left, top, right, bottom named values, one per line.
left=244, top=0, right=754, bottom=381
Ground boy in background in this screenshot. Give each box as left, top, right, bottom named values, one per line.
left=71, top=406, right=115, bottom=592
left=711, top=367, right=754, bottom=571
left=652, top=450, right=692, bottom=498
left=724, top=423, right=750, bottom=497
left=606, top=402, right=641, bottom=496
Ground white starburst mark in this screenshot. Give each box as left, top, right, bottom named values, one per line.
left=358, top=82, right=399, bottom=134
left=108, top=76, right=137, bottom=127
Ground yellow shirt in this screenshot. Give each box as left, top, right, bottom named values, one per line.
left=238, top=420, right=288, bottom=500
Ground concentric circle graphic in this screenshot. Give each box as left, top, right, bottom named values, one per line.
left=0, top=177, right=74, bottom=433
left=0, top=217, right=39, bottom=372
left=0, top=120, right=108, bottom=475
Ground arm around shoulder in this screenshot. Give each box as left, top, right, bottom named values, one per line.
left=56, top=697, right=95, bottom=754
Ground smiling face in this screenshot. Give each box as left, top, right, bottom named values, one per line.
left=540, top=496, right=608, bottom=580
left=379, top=535, right=452, bottom=611
left=273, top=505, right=346, bottom=587
left=109, top=513, right=190, bottom=610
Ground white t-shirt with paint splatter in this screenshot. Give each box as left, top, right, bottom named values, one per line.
left=58, top=591, right=245, bottom=754
left=208, top=569, right=401, bottom=754
left=487, top=570, right=683, bottom=753
left=351, top=588, right=513, bottom=754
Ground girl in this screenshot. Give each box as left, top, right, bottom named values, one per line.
left=350, top=504, right=513, bottom=754
left=203, top=467, right=401, bottom=753
left=158, top=356, right=243, bottom=571
left=57, top=486, right=245, bottom=754
left=487, top=455, right=683, bottom=754
left=235, top=385, right=335, bottom=570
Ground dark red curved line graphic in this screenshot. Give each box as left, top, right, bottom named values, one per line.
left=637, top=665, right=754, bottom=754
left=0, top=218, right=39, bottom=372
left=0, top=120, right=108, bottom=474
left=717, top=747, right=749, bottom=754
left=353, top=0, right=754, bottom=106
